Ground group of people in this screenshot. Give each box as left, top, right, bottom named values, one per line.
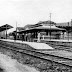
left=12, top=32, right=41, bottom=42
left=22, top=33, right=34, bottom=42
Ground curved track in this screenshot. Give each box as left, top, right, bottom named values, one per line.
left=0, top=40, right=72, bottom=67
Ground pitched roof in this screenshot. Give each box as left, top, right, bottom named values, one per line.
left=23, top=20, right=56, bottom=30
left=0, top=24, right=13, bottom=32
left=34, top=25, right=66, bottom=31
left=38, top=20, right=56, bottom=24
left=24, top=24, right=42, bottom=30
left=19, top=20, right=66, bottom=32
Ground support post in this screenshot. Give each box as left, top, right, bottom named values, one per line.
left=16, top=22, right=17, bottom=40
left=50, top=13, right=52, bottom=40
left=68, top=22, right=69, bottom=41
left=6, top=24, right=7, bottom=39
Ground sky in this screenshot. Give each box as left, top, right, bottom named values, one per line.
left=0, top=0, right=72, bottom=29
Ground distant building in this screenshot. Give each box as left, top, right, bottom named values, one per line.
left=0, top=24, right=13, bottom=39
left=56, top=20, right=72, bottom=40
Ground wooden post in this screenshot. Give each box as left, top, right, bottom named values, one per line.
left=6, top=24, right=7, bottom=39
left=50, top=13, right=52, bottom=40
left=71, top=19, right=72, bottom=39
left=16, top=22, right=17, bottom=40
left=68, top=22, right=69, bottom=41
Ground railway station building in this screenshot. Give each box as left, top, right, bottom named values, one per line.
left=17, top=20, right=66, bottom=42
left=0, top=20, right=72, bottom=42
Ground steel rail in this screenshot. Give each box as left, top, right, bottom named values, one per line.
left=0, top=41, right=72, bottom=67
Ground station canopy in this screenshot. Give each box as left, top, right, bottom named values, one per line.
left=18, top=25, right=66, bottom=34
left=0, top=24, right=13, bottom=32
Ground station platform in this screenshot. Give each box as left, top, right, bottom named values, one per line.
left=0, top=39, right=53, bottom=49
left=1, top=39, right=72, bottom=60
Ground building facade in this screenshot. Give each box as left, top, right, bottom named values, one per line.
left=17, top=21, right=66, bottom=42
left=56, top=20, right=72, bottom=40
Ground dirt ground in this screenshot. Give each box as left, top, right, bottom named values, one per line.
left=0, top=52, right=39, bottom=72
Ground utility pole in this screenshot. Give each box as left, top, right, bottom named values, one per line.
left=50, top=13, right=52, bottom=40
left=16, top=21, right=17, bottom=40
left=6, top=24, right=7, bottom=39
left=71, top=19, right=72, bottom=40
left=68, top=22, right=69, bottom=41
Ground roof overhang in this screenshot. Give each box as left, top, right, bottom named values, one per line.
left=0, top=24, right=13, bottom=32
left=18, top=25, right=66, bottom=34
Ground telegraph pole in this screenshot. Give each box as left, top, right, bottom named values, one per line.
left=16, top=21, right=17, bottom=40
left=6, top=24, right=7, bottom=39
left=68, top=22, right=69, bottom=41
left=50, top=13, right=52, bottom=40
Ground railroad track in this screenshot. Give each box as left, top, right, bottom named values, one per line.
left=44, top=41, right=72, bottom=51
left=0, top=40, right=72, bottom=68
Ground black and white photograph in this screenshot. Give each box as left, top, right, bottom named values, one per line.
left=0, top=0, right=72, bottom=72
